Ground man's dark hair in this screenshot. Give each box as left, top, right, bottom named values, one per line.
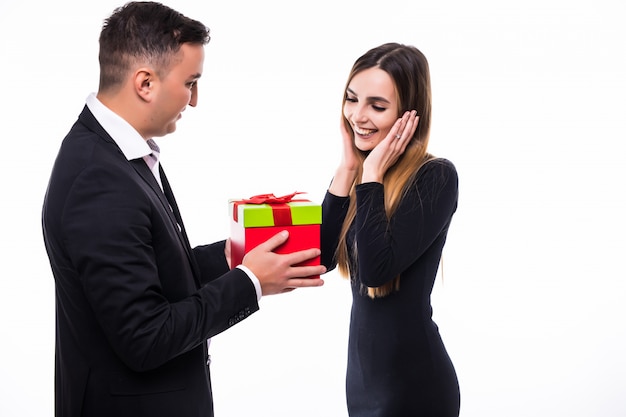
left=98, top=1, right=211, bottom=91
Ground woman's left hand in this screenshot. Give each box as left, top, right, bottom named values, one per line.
left=362, top=110, right=419, bottom=183
left=225, top=238, right=232, bottom=269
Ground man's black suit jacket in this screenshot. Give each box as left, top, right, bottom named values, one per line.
left=42, top=106, right=259, bottom=417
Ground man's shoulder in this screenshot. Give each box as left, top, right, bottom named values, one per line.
left=59, top=108, right=120, bottom=159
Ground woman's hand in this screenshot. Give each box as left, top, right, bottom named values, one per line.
left=362, top=111, right=419, bottom=184
left=225, top=238, right=232, bottom=269
left=338, top=117, right=360, bottom=172
left=328, top=117, right=360, bottom=197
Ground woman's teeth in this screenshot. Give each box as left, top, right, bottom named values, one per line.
left=355, top=127, right=376, bottom=136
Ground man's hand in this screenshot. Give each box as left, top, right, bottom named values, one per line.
left=242, top=231, right=326, bottom=295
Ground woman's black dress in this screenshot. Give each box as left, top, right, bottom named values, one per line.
left=321, top=158, right=461, bottom=417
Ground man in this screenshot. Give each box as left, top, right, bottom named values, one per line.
left=41, top=2, right=326, bottom=416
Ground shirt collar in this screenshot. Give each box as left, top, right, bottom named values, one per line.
left=85, top=93, right=156, bottom=161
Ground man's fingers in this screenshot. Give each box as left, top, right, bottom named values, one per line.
left=286, top=276, right=325, bottom=288
left=257, top=230, right=290, bottom=252
left=255, top=233, right=323, bottom=266
left=280, top=247, right=321, bottom=266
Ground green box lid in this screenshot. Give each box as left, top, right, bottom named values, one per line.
left=230, top=200, right=321, bottom=227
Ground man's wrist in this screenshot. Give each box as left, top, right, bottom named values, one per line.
left=236, top=264, right=262, bottom=301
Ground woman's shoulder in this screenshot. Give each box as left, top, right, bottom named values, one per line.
left=416, top=155, right=458, bottom=181
left=404, top=155, right=458, bottom=198
left=423, top=155, right=456, bottom=169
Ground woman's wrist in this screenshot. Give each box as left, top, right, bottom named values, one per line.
left=361, top=165, right=383, bottom=184
left=329, top=167, right=357, bottom=197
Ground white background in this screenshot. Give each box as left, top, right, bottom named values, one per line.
left=1, top=0, right=625, bottom=416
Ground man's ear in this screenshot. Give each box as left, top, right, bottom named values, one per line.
left=134, top=69, right=155, bottom=102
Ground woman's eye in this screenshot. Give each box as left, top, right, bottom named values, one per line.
left=373, top=105, right=386, bottom=112
left=345, top=96, right=357, bottom=103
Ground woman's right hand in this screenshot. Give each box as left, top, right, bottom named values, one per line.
left=338, top=117, right=359, bottom=172
left=328, top=117, right=359, bottom=197
left=362, top=110, right=418, bottom=184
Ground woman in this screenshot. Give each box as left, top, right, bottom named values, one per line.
left=321, top=43, right=460, bottom=416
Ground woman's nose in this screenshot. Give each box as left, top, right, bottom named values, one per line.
left=351, top=105, right=367, bottom=124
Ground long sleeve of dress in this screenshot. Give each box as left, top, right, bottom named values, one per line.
left=354, top=158, right=458, bottom=287
left=320, top=192, right=350, bottom=270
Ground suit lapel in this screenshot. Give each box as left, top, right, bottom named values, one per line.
left=79, top=105, right=202, bottom=286
left=159, top=165, right=189, bottom=242
left=129, top=159, right=178, bottom=227
left=158, top=164, right=203, bottom=285
left=129, top=159, right=202, bottom=288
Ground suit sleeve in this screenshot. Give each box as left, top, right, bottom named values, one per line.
left=193, top=240, right=230, bottom=284
left=62, top=164, right=258, bottom=372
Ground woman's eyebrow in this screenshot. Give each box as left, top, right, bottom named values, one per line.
left=346, top=87, right=391, bottom=104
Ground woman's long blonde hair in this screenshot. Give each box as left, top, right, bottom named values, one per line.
left=335, top=43, right=433, bottom=298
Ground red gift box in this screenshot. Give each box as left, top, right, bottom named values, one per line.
left=229, top=192, right=321, bottom=278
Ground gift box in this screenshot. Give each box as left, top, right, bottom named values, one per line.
left=229, top=192, right=321, bottom=278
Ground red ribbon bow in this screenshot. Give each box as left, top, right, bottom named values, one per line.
left=233, top=192, right=307, bottom=226
left=239, top=192, right=304, bottom=205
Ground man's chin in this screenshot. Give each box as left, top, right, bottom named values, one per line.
left=162, top=124, right=177, bottom=136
